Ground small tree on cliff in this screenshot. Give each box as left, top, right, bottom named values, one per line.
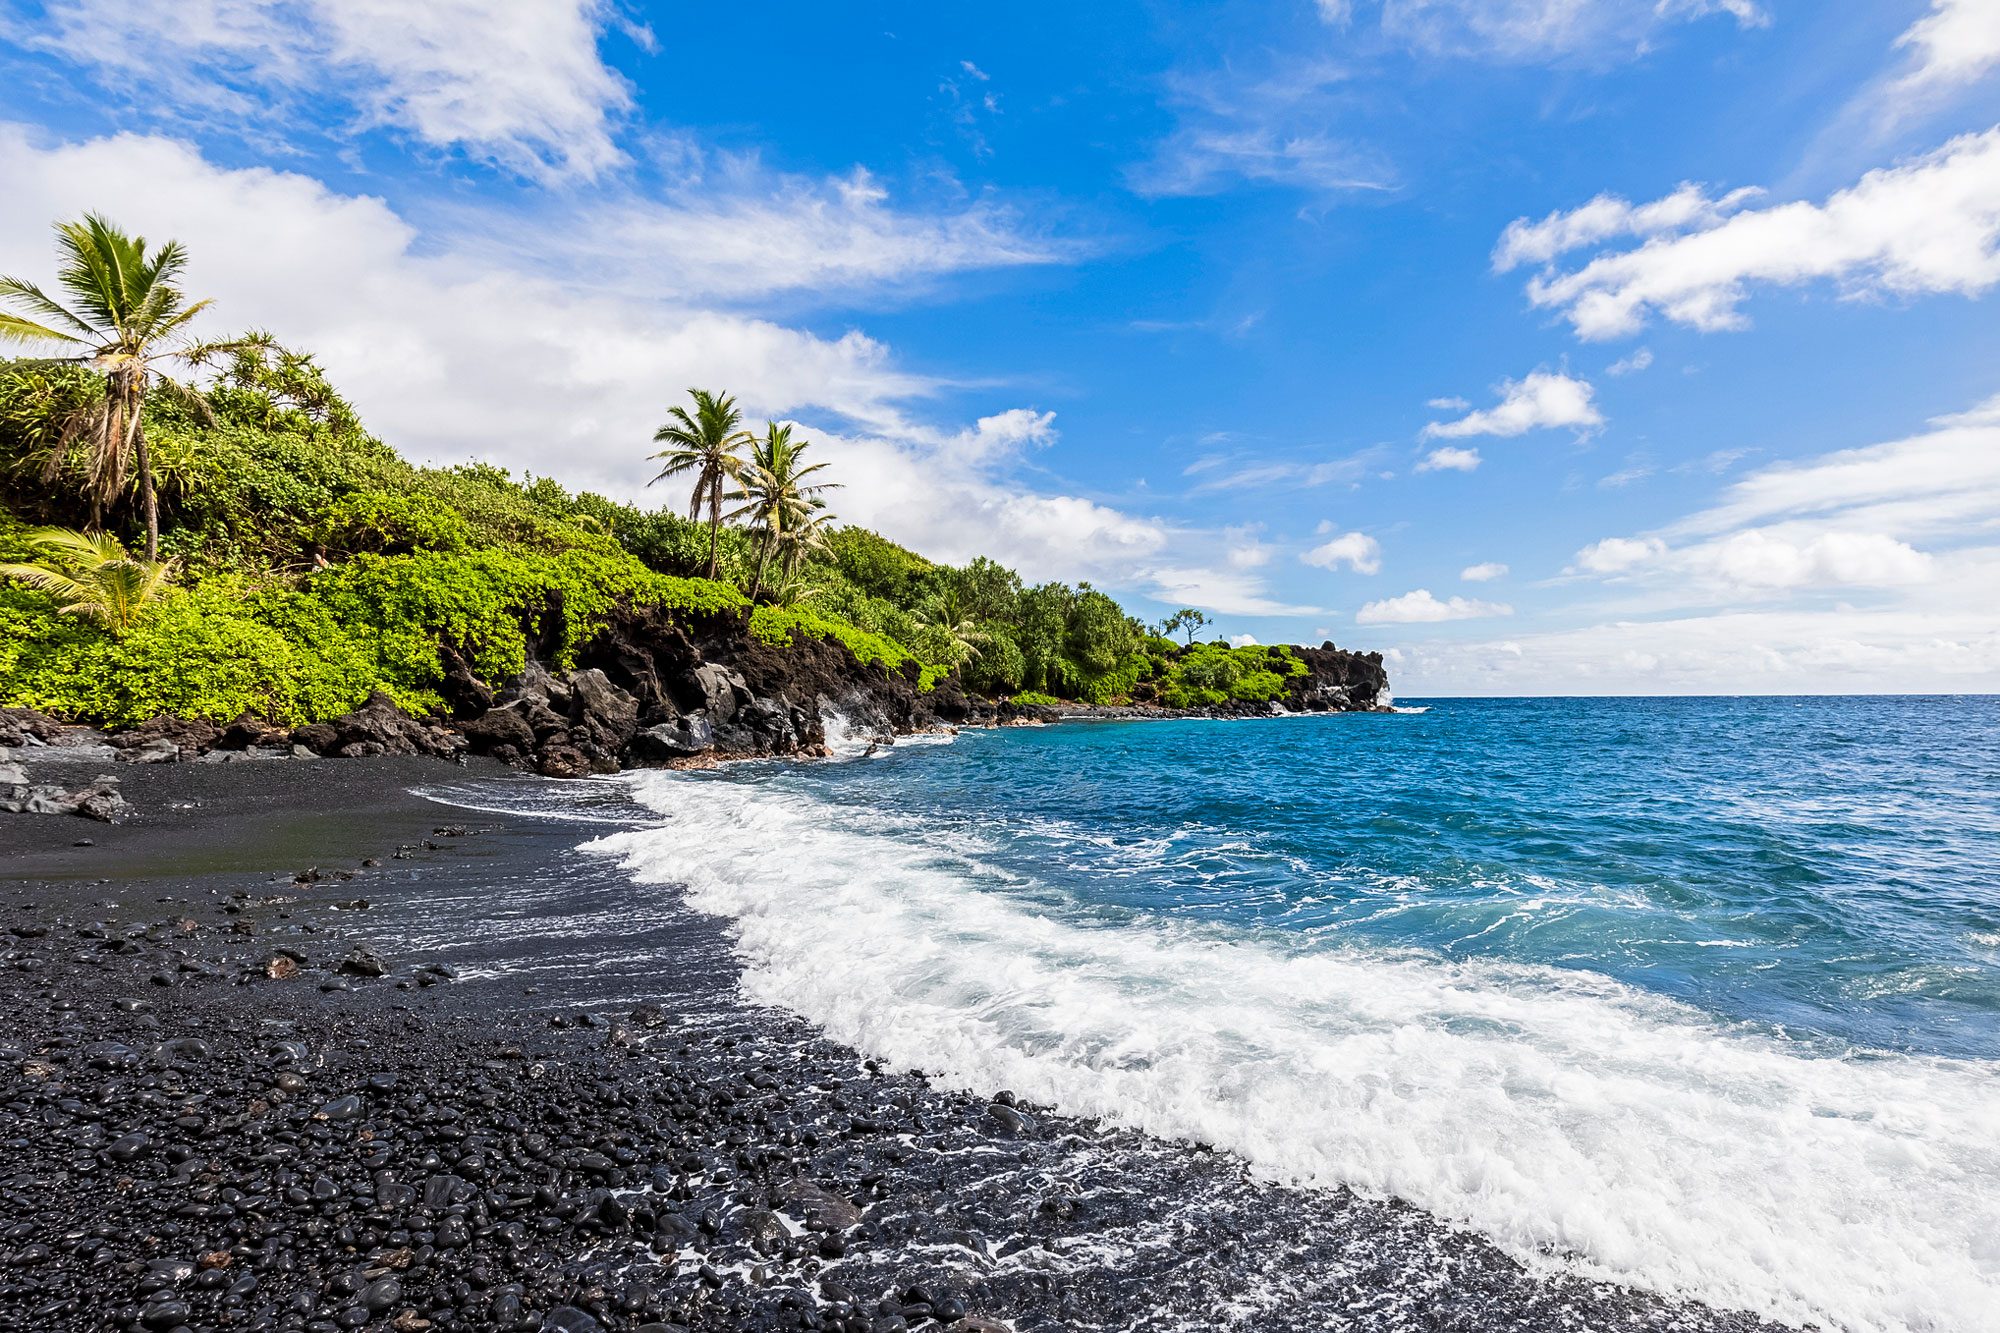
left=1159, top=607, right=1210, bottom=645
left=649, top=388, right=753, bottom=580
left=0, top=214, right=239, bottom=558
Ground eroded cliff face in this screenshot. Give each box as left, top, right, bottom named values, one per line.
left=1285, top=643, right=1392, bottom=715
left=3, top=615, right=1394, bottom=790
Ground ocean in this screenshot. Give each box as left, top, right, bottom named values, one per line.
left=582, top=697, right=2000, bottom=1333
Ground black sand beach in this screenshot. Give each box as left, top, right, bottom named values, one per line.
left=1, top=753, right=1800, bottom=1333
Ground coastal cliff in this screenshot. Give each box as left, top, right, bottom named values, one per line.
left=3, top=607, right=1392, bottom=806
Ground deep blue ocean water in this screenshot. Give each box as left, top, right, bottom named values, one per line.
left=587, top=697, right=2000, bottom=1332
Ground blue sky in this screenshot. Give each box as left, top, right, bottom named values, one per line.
left=2, top=0, right=1998, bottom=693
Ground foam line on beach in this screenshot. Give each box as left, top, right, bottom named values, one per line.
left=588, top=769, right=2000, bottom=1333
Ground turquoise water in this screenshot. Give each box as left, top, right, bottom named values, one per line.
left=594, top=697, right=2000, bottom=1331
left=807, top=697, right=2000, bottom=1061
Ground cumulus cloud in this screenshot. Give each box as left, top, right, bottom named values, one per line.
left=1606, top=347, right=1654, bottom=376
left=1518, top=128, right=2000, bottom=340
left=21, top=0, right=638, bottom=180
left=1461, top=562, right=1509, bottom=582
left=1495, top=184, right=1760, bottom=271
left=1355, top=589, right=1512, bottom=624
left=1417, top=445, right=1482, bottom=472
left=1423, top=371, right=1602, bottom=439
left=1894, top=0, right=2000, bottom=95
left=1301, top=529, right=1384, bottom=574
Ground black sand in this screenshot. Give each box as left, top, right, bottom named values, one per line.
left=0, top=754, right=1802, bottom=1333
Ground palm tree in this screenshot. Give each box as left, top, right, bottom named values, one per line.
left=0, top=527, right=176, bottom=633
left=0, top=214, right=239, bottom=559
left=729, top=422, right=840, bottom=600
left=917, top=583, right=987, bottom=668
left=649, top=388, right=753, bottom=580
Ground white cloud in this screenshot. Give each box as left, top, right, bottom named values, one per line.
left=1417, top=445, right=1483, bottom=472
left=1228, top=633, right=1261, bottom=647
left=1301, top=530, right=1384, bottom=574
left=0, top=126, right=1237, bottom=607
left=1606, top=347, right=1654, bottom=376
left=553, top=164, right=1068, bottom=303
left=1427, top=395, right=1471, bottom=411
left=1385, top=602, right=2000, bottom=695
left=24, top=0, right=637, bottom=181
left=1685, top=531, right=1934, bottom=591
left=1131, top=62, right=1394, bottom=198
left=1423, top=370, right=1603, bottom=439
left=1369, top=0, right=1767, bottom=63
left=1521, top=128, right=2000, bottom=340
left=1670, top=392, right=2000, bottom=542
left=1895, top=0, right=2000, bottom=95
left=1495, top=184, right=1760, bottom=271
left=1182, top=450, right=1378, bottom=492
left=1461, top=562, right=1509, bottom=582
left=1573, top=536, right=1668, bottom=574
left=1356, top=589, right=1512, bottom=624
left=1139, top=566, right=1322, bottom=616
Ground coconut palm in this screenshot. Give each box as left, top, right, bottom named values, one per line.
left=917, top=583, right=987, bottom=667
left=0, top=527, right=176, bottom=633
left=0, top=214, right=240, bottom=559
left=729, top=423, right=840, bottom=600
left=649, top=388, right=753, bottom=580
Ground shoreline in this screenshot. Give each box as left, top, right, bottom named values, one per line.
left=1, top=753, right=1799, bottom=1333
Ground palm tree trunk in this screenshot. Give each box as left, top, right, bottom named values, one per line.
left=751, top=535, right=772, bottom=602
left=706, top=479, right=722, bottom=581
left=134, top=420, right=159, bottom=562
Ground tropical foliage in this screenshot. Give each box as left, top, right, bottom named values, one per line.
left=0, top=215, right=242, bottom=558
left=0, top=216, right=1312, bottom=728
left=649, top=388, right=751, bottom=580
left=0, top=526, right=176, bottom=633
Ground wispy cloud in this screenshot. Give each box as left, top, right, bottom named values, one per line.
left=1130, top=61, right=1394, bottom=198
left=1352, top=0, right=1767, bottom=65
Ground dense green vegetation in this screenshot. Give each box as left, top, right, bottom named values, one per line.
left=0, top=217, right=1313, bottom=729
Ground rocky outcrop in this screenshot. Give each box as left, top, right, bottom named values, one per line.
left=107, top=714, right=223, bottom=761
left=5, top=614, right=1394, bottom=798
left=1284, top=642, right=1391, bottom=713
left=291, top=691, right=467, bottom=761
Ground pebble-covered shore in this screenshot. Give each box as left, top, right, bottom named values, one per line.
left=0, top=757, right=1802, bottom=1333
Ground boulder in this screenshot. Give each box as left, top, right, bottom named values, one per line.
left=536, top=743, right=593, bottom=779
left=117, top=737, right=182, bottom=765
left=0, top=707, right=65, bottom=748
left=691, top=663, right=750, bottom=722
left=626, top=716, right=715, bottom=762
left=295, top=691, right=464, bottom=759
left=460, top=703, right=537, bottom=757
left=109, top=714, right=221, bottom=758
left=0, top=773, right=127, bottom=821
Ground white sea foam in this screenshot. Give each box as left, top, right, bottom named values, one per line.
left=587, top=772, right=2000, bottom=1333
